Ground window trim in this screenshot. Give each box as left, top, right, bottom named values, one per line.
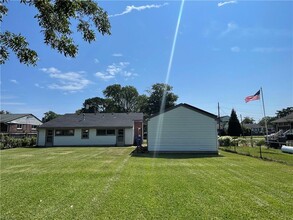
left=81, top=129, right=89, bottom=139
left=55, top=129, right=75, bottom=136
left=16, top=124, right=22, bottom=130
left=96, top=129, right=116, bottom=136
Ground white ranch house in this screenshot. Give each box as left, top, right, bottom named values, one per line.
left=37, top=113, right=143, bottom=147
left=148, top=103, right=218, bottom=153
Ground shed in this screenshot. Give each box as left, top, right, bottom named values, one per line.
left=147, top=103, right=218, bottom=153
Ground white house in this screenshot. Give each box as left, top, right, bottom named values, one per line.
left=148, top=103, right=218, bottom=153
left=37, top=113, right=143, bottom=147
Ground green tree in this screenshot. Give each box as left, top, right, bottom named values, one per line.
left=120, top=86, right=139, bottom=112
left=228, top=109, right=242, bottom=136
left=1, top=0, right=111, bottom=66
left=103, top=84, right=140, bottom=113
left=276, top=107, right=293, bottom=118
left=77, top=97, right=108, bottom=113
left=242, top=117, right=255, bottom=124
left=136, top=94, right=149, bottom=113
left=258, top=116, right=276, bottom=127
left=42, top=111, right=59, bottom=123
left=147, top=83, right=178, bottom=116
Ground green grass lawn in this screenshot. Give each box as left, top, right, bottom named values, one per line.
left=220, top=146, right=293, bottom=165
left=1, top=147, right=293, bottom=219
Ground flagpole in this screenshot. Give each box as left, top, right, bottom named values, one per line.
left=260, top=87, right=269, bottom=157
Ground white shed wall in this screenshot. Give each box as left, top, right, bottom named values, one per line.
left=148, top=106, right=218, bottom=152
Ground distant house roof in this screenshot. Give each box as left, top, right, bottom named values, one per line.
left=149, top=103, right=217, bottom=119
left=39, top=113, right=143, bottom=128
left=272, top=112, right=293, bottom=124
left=0, top=114, right=41, bottom=123
left=243, top=123, right=263, bottom=129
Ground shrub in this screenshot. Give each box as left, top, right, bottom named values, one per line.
left=218, top=136, right=232, bottom=146
left=256, top=139, right=266, bottom=147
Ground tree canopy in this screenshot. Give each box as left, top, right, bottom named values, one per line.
left=276, top=107, right=293, bottom=118
left=146, top=83, right=178, bottom=116
left=0, top=0, right=111, bottom=66
left=42, top=111, right=59, bottom=123
left=228, top=109, right=242, bottom=136
left=76, top=83, right=178, bottom=117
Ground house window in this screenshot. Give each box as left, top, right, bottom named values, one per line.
left=96, top=129, right=116, bottom=136
left=107, top=129, right=115, bottom=135
left=55, top=129, right=74, bottom=136
left=32, top=125, right=37, bottom=130
left=81, top=129, right=89, bottom=139
left=17, top=124, right=22, bottom=130
left=96, top=129, right=106, bottom=136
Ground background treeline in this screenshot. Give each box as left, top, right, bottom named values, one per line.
left=76, top=83, right=178, bottom=118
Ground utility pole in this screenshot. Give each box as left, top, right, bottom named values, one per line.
left=218, top=102, right=221, bottom=135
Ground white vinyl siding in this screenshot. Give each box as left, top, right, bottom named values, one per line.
left=53, top=129, right=116, bottom=146
left=148, top=106, right=218, bottom=152
left=37, top=129, right=46, bottom=146
left=124, top=128, right=134, bottom=145
left=10, top=116, right=42, bottom=125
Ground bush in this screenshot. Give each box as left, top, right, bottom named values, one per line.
left=0, top=135, right=37, bottom=150
left=218, top=136, right=233, bottom=146
left=256, top=139, right=266, bottom=147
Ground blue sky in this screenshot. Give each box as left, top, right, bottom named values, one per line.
left=1, top=0, right=292, bottom=121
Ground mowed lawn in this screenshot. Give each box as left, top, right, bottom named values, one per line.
left=1, top=147, right=293, bottom=219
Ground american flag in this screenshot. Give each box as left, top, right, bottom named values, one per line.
left=245, top=90, right=260, bottom=103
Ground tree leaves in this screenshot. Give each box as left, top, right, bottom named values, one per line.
left=1, top=0, right=111, bottom=65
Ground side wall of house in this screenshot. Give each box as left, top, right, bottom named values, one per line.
left=37, top=129, right=46, bottom=146
left=53, top=128, right=116, bottom=146
left=124, top=127, right=134, bottom=145
left=148, top=106, right=218, bottom=152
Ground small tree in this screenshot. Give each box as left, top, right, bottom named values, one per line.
left=42, top=111, right=59, bottom=123
left=228, top=109, right=242, bottom=136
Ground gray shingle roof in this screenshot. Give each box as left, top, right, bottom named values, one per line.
left=39, top=113, right=143, bottom=128
left=272, top=112, right=293, bottom=123
left=0, top=114, right=33, bottom=123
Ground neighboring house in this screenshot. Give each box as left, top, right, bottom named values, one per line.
left=218, top=116, right=230, bottom=130
left=0, top=114, right=42, bottom=137
left=272, top=112, right=293, bottom=131
left=37, top=113, right=143, bottom=147
left=243, top=123, right=264, bottom=135
left=148, top=103, right=218, bottom=153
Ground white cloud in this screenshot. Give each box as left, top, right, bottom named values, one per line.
left=221, top=22, right=238, bottom=36
left=1, top=102, right=25, bottom=105
left=95, top=72, right=115, bottom=81
left=112, top=53, right=123, bottom=57
left=34, top=83, right=45, bottom=89
left=10, top=79, right=19, bottom=84
left=231, top=46, right=240, bottom=52
left=218, top=1, right=237, bottom=7
left=95, top=62, right=136, bottom=81
left=109, top=3, right=168, bottom=17
left=251, top=47, right=292, bottom=53
left=40, top=67, right=91, bottom=92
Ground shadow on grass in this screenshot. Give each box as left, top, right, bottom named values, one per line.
left=131, top=150, right=223, bottom=159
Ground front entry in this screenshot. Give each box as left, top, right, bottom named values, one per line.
left=117, top=129, right=124, bottom=146
left=46, top=129, right=54, bottom=146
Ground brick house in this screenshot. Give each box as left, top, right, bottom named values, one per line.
left=0, top=114, right=42, bottom=137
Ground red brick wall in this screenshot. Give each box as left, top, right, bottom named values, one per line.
left=8, top=124, right=37, bottom=134
left=134, top=121, right=143, bottom=139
